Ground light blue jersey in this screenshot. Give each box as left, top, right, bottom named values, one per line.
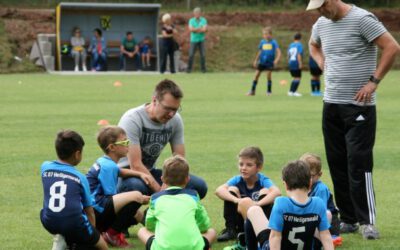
left=86, top=156, right=120, bottom=213
left=287, top=41, right=303, bottom=70
left=269, top=196, right=330, bottom=250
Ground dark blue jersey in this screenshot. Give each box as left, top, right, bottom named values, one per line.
left=258, top=39, right=279, bottom=65
left=269, top=196, right=330, bottom=250
left=227, top=173, right=274, bottom=201
left=40, top=161, right=94, bottom=232
left=86, top=156, right=120, bottom=213
left=309, top=180, right=338, bottom=214
left=287, top=41, right=304, bottom=70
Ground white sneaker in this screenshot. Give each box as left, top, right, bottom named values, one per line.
left=52, top=234, right=67, bottom=250
left=82, top=65, right=87, bottom=72
left=74, top=66, right=79, bottom=72
left=293, top=92, right=302, bottom=97
left=288, top=91, right=294, bottom=96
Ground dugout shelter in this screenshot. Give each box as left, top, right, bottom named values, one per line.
left=56, top=2, right=161, bottom=71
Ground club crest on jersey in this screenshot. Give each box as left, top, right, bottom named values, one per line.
left=251, top=191, right=260, bottom=201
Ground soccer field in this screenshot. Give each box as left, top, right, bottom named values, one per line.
left=1, top=71, right=399, bottom=249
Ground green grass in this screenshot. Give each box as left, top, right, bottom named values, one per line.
left=1, top=71, right=399, bottom=249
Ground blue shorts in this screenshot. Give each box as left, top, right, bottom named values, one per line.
left=40, top=210, right=100, bottom=247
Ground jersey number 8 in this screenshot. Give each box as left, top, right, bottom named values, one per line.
left=49, top=181, right=67, bottom=212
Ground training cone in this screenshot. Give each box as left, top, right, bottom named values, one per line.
left=113, top=81, right=122, bottom=87
left=280, top=79, right=288, bottom=85
left=97, top=119, right=110, bottom=126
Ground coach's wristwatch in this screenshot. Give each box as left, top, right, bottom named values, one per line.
left=369, top=75, right=381, bottom=84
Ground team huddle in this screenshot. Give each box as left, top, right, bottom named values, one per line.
left=41, top=80, right=338, bottom=250
left=39, top=0, right=400, bottom=249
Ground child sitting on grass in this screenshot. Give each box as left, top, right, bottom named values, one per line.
left=215, top=146, right=281, bottom=250
left=138, top=155, right=216, bottom=250
left=86, top=126, right=151, bottom=248
left=244, top=160, right=334, bottom=250
left=40, top=130, right=108, bottom=250
left=300, top=153, right=342, bottom=248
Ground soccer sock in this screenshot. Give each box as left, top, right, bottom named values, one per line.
left=257, top=229, right=271, bottom=246
left=311, top=80, right=320, bottom=92
left=267, top=80, right=272, bottom=93
left=244, top=219, right=258, bottom=250
left=315, top=80, right=321, bottom=92
left=290, top=80, right=300, bottom=93
left=251, top=80, right=258, bottom=92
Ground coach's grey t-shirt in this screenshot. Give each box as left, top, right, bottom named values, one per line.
left=118, top=104, right=184, bottom=169
left=311, top=5, right=387, bottom=106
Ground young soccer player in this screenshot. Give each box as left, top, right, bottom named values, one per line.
left=244, top=160, right=334, bottom=250
left=140, top=36, right=152, bottom=68
left=86, top=126, right=152, bottom=248
left=138, top=155, right=216, bottom=250
left=215, top=146, right=281, bottom=249
left=247, top=27, right=281, bottom=96
left=300, top=153, right=342, bottom=247
left=287, top=33, right=304, bottom=97
left=309, top=56, right=323, bottom=96
left=40, top=130, right=108, bottom=250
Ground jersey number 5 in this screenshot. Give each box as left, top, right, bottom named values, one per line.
left=49, top=181, right=67, bottom=212
left=288, top=226, right=305, bottom=250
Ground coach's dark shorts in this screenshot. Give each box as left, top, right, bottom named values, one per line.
left=257, top=62, right=274, bottom=71
left=290, top=69, right=302, bottom=78
left=146, top=236, right=210, bottom=250
left=94, top=196, right=116, bottom=232
left=310, top=66, right=323, bottom=76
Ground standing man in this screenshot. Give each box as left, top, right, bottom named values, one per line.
left=187, top=7, right=207, bottom=73
left=117, top=79, right=208, bottom=200
left=307, top=0, right=400, bottom=240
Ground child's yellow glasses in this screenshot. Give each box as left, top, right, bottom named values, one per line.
left=114, top=139, right=130, bottom=146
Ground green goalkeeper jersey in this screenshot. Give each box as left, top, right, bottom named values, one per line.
left=146, top=186, right=211, bottom=250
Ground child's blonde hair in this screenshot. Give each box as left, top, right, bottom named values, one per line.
left=263, top=26, right=272, bottom=35
left=162, top=155, right=189, bottom=186
left=300, top=153, right=322, bottom=174
left=97, top=126, right=126, bottom=153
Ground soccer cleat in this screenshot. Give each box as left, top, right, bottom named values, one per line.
left=332, top=235, right=343, bottom=247
left=311, top=91, right=323, bottom=96
left=360, top=224, right=380, bottom=240
left=102, top=231, right=132, bottom=248
left=339, top=222, right=359, bottom=234
left=52, top=234, right=67, bottom=250
left=292, top=92, right=302, bottom=97
left=288, top=91, right=294, bottom=96
left=217, top=228, right=237, bottom=242
left=246, top=91, right=255, bottom=96
left=266, top=91, right=272, bottom=96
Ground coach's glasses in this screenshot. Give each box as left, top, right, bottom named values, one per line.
left=158, top=101, right=182, bottom=114
left=114, top=139, right=130, bottom=146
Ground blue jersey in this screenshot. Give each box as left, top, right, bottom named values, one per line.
left=269, top=196, right=330, bottom=250
left=287, top=41, right=303, bottom=70
left=227, top=173, right=274, bottom=201
left=309, top=56, right=319, bottom=69
left=258, top=39, right=279, bottom=65
left=309, top=180, right=338, bottom=214
left=40, top=161, right=94, bottom=233
left=86, top=156, right=120, bottom=213
left=141, top=44, right=150, bottom=54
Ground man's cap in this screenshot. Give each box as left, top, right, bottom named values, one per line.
left=306, top=0, right=325, bottom=11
